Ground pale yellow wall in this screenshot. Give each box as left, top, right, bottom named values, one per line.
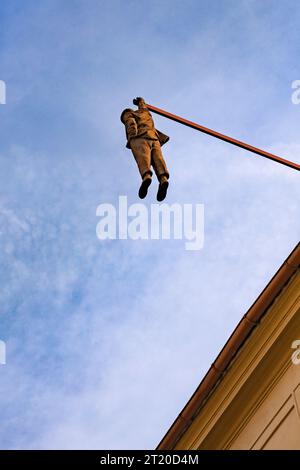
left=229, top=360, right=300, bottom=449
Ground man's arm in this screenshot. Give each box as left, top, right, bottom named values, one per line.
left=123, top=112, right=138, bottom=140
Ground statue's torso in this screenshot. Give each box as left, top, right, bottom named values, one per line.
left=133, top=108, right=158, bottom=140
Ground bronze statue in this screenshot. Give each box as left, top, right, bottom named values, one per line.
left=121, top=97, right=170, bottom=201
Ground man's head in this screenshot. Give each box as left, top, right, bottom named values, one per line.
left=133, top=97, right=145, bottom=106
left=120, top=108, right=134, bottom=123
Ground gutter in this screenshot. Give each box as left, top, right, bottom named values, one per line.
left=157, top=242, right=300, bottom=450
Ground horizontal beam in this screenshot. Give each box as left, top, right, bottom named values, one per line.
left=146, top=103, right=300, bottom=172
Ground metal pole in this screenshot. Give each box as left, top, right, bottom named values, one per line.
left=146, top=103, right=300, bottom=172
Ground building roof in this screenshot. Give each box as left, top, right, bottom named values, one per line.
left=157, top=242, right=300, bottom=450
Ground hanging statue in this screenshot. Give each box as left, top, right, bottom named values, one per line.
left=120, top=97, right=170, bottom=201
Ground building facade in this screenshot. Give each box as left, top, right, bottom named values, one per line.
left=158, top=243, right=300, bottom=450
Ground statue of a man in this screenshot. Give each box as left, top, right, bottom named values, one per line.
left=121, top=97, right=170, bottom=201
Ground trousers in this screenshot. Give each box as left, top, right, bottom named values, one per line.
left=130, top=137, right=169, bottom=181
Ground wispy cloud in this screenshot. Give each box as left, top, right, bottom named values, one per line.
left=0, top=0, right=299, bottom=450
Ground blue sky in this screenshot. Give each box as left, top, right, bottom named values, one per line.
left=0, top=0, right=299, bottom=449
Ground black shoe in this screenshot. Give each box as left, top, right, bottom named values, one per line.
left=156, top=178, right=169, bottom=202
left=138, top=176, right=152, bottom=199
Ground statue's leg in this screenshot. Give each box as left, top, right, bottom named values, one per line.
left=151, top=140, right=169, bottom=181
left=130, top=138, right=152, bottom=178
left=130, top=138, right=152, bottom=199
left=151, top=140, right=169, bottom=201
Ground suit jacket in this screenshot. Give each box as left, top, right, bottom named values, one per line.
left=121, top=107, right=169, bottom=149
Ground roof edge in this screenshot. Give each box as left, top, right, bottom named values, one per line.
left=157, top=242, right=300, bottom=450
